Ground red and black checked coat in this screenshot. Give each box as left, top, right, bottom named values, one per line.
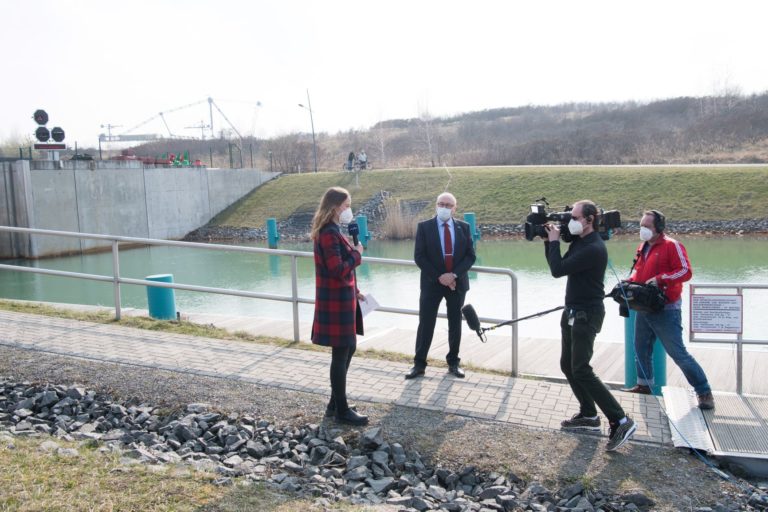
left=311, top=223, right=364, bottom=347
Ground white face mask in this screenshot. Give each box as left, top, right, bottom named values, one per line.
left=567, top=218, right=584, bottom=236
left=339, top=207, right=354, bottom=225
left=436, top=207, right=452, bottom=222
left=639, top=226, right=654, bottom=242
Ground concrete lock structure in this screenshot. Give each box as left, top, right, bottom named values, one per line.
left=0, top=160, right=279, bottom=258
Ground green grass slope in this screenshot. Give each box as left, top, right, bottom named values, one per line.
left=211, top=166, right=768, bottom=227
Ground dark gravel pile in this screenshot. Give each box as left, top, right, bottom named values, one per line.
left=5, top=377, right=767, bottom=511
left=185, top=219, right=768, bottom=243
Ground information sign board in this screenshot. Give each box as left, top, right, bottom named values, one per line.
left=690, top=294, right=743, bottom=334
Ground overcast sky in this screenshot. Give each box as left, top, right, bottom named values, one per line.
left=2, top=0, right=766, bottom=148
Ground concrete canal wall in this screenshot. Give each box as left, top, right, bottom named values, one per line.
left=0, top=160, right=278, bottom=258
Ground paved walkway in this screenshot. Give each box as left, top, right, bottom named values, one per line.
left=0, top=309, right=672, bottom=446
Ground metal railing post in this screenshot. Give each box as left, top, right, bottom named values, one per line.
left=112, top=240, right=121, bottom=320
left=736, top=286, right=743, bottom=394
left=510, top=275, right=518, bottom=377
left=291, top=255, right=299, bottom=342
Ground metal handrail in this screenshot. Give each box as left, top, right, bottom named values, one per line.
left=689, top=283, right=768, bottom=394
left=0, top=225, right=520, bottom=375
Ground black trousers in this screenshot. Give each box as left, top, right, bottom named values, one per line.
left=559, top=307, right=625, bottom=423
left=329, top=345, right=356, bottom=413
left=414, top=285, right=465, bottom=369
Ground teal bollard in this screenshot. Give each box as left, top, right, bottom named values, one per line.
left=356, top=215, right=371, bottom=249
left=463, top=212, right=481, bottom=248
left=146, top=274, right=177, bottom=320
left=624, top=309, right=667, bottom=395
left=267, top=218, right=280, bottom=249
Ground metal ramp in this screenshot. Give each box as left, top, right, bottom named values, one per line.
left=663, top=386, right=768, bottom=477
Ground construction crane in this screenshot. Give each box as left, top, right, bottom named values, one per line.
left=106, top=96, right=257, bottom=142
left=184, top=120, right=211, bottom=140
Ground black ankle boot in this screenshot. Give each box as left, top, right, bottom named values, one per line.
left=325, top=402, right=357, bottom=417
left=335, top=408, right=368, bottom=426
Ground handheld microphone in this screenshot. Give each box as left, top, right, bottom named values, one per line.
left=461, top=304, right=486, bottom=341
left=348, top=221, right=360, bottom=246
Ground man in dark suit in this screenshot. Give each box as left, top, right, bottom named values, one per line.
left=406, top=192, right=476, bottom=379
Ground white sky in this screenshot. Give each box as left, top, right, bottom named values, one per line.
left=2, top=0, right=766, bottom=148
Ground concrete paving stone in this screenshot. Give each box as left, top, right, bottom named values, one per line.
left=526, top=408, right=541, bottom=417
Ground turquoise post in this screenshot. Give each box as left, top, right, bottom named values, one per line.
left=624, top=309, right=667, bottom=395
left=267, top=218, right=280, bottom=249
left=145, top=274, right=177, bottom=320
left=463, top=212, right=481, bottom=248
left=356, top=215, right=370, bottom=249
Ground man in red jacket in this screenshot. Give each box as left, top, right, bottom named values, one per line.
left=624, top=210, right=715, bottom=409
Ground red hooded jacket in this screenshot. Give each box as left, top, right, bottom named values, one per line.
left=629, top=233, right=692, bottom=303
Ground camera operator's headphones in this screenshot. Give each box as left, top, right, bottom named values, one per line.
left=649, top=209, right=666, bottom=233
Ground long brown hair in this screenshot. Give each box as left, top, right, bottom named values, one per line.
left=311, top=187, right=350, bottom=240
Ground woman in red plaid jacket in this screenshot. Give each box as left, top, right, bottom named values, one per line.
left=310, top=187, right=369, bottom=426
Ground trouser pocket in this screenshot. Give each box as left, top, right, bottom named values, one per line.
left=570, top=307, right=605, bottom=334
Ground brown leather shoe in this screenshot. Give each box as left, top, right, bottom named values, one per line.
left=697, top=392, right=715, bottom=410
left=622, top=384, right=652, bottom=395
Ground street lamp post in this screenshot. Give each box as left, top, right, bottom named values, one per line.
left=298, top=89, right=318, bottom=173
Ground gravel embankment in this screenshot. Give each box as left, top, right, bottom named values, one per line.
left=2, top=345, right=767, bottom=511
left=184, top=220, right=768, bottom=242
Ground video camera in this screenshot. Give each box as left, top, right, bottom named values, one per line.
left=524, top=198, right=621, bottom=242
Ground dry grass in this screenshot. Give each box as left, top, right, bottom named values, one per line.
left=0, top=433, right=384, bottom=511
left=0, top=435, right=221, bottom=511
left=379, top=197, right=419, bottom=239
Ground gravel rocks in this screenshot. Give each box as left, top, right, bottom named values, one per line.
left=185, top=218, right=768, bottom=243
left=2, top=377, right=767, bottom=511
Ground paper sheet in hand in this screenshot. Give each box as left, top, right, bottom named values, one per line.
left=359, top=294, right=380, bottom=317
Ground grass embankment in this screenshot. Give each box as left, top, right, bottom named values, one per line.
left=211, top=166, right=768, bottom=228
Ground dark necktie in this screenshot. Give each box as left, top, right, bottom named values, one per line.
left=443, top=222, right=453, bottom=272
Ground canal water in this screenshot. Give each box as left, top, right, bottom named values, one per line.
left=0, top=236, right=766, bottom=345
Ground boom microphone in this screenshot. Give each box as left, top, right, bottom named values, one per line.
left=347, top=221, right=360, bottom=246
left=462, top=292, right=615, bottom=343
left=461, top=304, right=486, bottom=342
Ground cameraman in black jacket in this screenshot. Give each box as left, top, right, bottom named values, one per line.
left=544, top=200, right=636, bottom=452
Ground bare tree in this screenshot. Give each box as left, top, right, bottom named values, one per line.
left=417, top=100, right=436, bottom=167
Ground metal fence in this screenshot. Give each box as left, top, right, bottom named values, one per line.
left=0, top=226, right=521, bottom=375
left=689, top=283, right=768, bottom=394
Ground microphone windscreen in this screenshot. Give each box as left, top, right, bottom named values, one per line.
left=347, top=222, right=359, bottom=237
left=461, top=304, right=481, bottom=331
